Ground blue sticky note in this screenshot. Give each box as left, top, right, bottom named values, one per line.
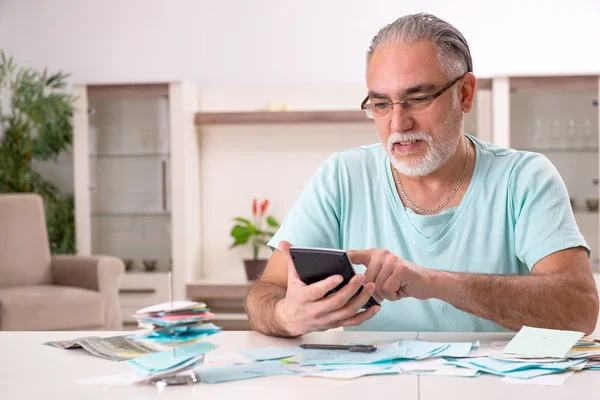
left=237, top=347, right=303, bottom=361
left=197, top=361, right=293, bottom=383
left=504, top=326, right=584, bottom=358
left=128, top=341, right=217, bottom=375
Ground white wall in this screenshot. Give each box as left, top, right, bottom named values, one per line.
left=0, top=0, right=599, bottom=86
left=3, top=0, right=599, bottom=280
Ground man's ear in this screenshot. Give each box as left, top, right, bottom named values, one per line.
left=460, top=72, right=477, bottom=113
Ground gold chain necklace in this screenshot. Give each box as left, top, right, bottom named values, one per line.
left=393, top=137, right=470, bottom=214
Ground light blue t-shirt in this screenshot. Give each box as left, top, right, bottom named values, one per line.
left=268, top=135, right=589, bottom=332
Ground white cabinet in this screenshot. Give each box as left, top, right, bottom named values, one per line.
left=72, top=82, right=201, bottom=303
left=119, top=272, right=170, bottom=323
left=492, top=75, right=600, bottom=271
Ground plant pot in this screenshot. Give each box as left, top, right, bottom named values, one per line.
left=143, top=259, right=158, bottom=272
left=244, top=259, right=268, bottom=281
left=123, top=259, right=134, bottom=271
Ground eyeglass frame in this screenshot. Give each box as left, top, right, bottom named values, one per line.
left=360, top=72, right=467, bottom=118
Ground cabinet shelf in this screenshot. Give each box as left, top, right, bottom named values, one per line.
left=573, top=209, right=599, bottom=214
left=195, top=110, right=369, bottom=125
left=90, top=152, right=170, bottom=158
left=91, top=212, right=171, bottom=217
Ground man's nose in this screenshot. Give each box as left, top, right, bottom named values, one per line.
left=390, top=103, right=414, bottom=132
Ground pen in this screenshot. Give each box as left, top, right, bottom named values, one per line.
left=299, top=344, right=377, bottom=353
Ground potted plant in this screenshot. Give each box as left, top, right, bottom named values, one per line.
left=0, top=51, right=76, bottom=253
left=230, top=198, right=280, bottom=280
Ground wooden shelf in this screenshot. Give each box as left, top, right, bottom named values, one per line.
left=195, top=110, right=369, bottom=125
left=86, top=83, right=170, bottom=98
left=508, top=75, right=599, bottom=91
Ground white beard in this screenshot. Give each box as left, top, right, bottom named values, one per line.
left=386, top=103, right=464, bottom=177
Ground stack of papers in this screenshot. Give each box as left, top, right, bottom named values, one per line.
left=133, top=301, right=221, bottom=345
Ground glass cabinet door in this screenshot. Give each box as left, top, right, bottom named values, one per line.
left=509, top=77, right=599, bottom=272
left=88, top=93, right=172, bottom=273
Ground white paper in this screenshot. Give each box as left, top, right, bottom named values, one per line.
left=136, top=301, right=201, bottom=314
left=458, top=345, right=505, bottom=358
left=503, top=326, right=584, bottom=358
left=415, top=366, right=480, bottom=377
left=204, top=352, right=254, bottom=365
left=395, top=358, right=447, bottom=371
left=502, top=370, right=575, bottom=386
left=300, top=365, right=397, bottom=379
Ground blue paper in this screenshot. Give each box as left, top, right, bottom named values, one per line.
left=237, top=347, right=303, bottom=361
left=300, top=347, right=408, bottom=365
left=128, top=341, right=217, bottom=375
left=197, top=361, right=294, bottom=383
left=445, top=357, right=586, bottom=378
left=297, top=340, right=474, bottom=365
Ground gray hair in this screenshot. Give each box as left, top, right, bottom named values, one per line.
left=366, top=13, right=473, bottom=78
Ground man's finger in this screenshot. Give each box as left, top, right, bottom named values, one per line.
left=313, top=274, right=365, bottom=315
left=303, top=274, right=344, bottom=302
left=318, top=281, right=376, bottom=325
left=347, top=249, right=372, bottom=266
left=337, top=304, right=381, bottom=327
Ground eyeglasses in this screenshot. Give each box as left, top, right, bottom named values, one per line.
left=360, top=73, right=465, bottom=120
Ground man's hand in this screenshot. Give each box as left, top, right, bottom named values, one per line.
left=348, top=249, right=434, bottom=302
left=275, top=241, right=381, bottom=337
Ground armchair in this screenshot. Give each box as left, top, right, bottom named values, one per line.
left=0, top=194, right=124, bottom=330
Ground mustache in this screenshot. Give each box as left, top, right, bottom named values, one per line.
left=387, top=132, right=432, bottom=151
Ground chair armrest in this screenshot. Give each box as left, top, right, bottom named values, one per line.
left=51, top=255, right=125, bottom=330
left=52, top=255, right=124, bottom=294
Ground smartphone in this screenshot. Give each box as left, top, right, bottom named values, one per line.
left=289, top=246, right=380, bottom=309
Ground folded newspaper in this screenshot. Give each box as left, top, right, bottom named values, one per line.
left=45, top=335, right=160, bottom=362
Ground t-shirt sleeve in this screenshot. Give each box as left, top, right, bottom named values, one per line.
left=267, top=153, right=341, bottom=252
left=510, top=153, right=590, bottom=271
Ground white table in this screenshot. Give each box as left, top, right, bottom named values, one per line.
left=0, top=331, right=597, bottom=400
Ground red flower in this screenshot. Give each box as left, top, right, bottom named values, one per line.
left=252, top=198, right=257, bottom=216
left=260, top=199, right=269, bottom=216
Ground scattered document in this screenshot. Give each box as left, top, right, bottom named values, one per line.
left=299, top=365, right=400, bottom=379
left=205, top=351, right=254, bottom=365
left=445, top=357, right=586, bottom=379
left=128, top=341, right=217, bottom=376
left=395, top=358, right=448, bottom=372
left=237, top=347, right=304, bottom=361
left=411, top=366, right=481, bottom=377
left=196, top=361, right=294, bottom=383
left=503, top=326, right=584, bottom=358
left=45, top=335, right=159, bottom=361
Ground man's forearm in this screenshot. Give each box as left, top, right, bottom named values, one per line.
left=430, top=270, right=599, bottom=334
left=245, top=281, right=292, bottom=337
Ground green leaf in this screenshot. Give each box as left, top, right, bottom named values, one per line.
left=266, top=215, right=280, bottom=228
left=0, top=52, right=75, bottom=254
left=230, top=225, right=251, bottom=243
left=233, top=217, right=251, bottom=225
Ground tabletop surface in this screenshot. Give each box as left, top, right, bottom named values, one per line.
left=0, top=330, right=598, bottom=400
